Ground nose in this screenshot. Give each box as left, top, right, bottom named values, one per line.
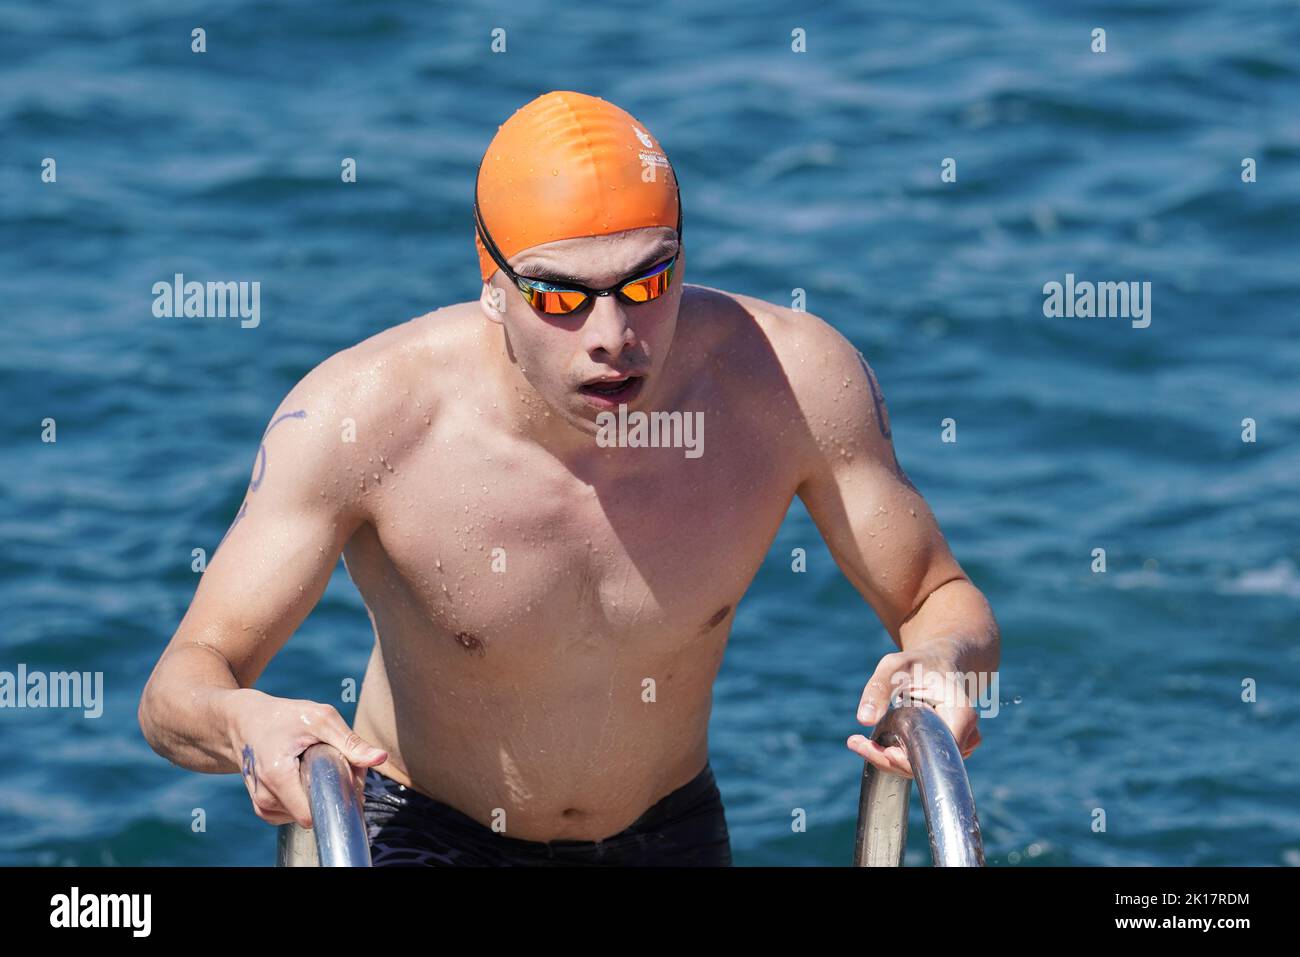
left=582, top=292, right=636, bottom=361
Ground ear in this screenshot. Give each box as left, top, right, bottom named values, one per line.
left=479, top=280, right=507, bottom=325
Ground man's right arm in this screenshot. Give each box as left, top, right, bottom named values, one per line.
left=138, top=355, right=388, bottom=826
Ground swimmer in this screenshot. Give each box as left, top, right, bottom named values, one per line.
left=138, top=90, right=999, bottom=866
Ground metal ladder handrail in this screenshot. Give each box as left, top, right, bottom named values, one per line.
left=853, top=692, right=985, bottom=866
left=276, top=743, right=372, bottom=867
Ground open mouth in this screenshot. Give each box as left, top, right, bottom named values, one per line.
left=578, top=374, right=644, bottom=406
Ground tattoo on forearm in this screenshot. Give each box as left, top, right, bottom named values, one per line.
left=241, top=744, right=258, bottom=792
left=216, top=409, right=308, bottom=550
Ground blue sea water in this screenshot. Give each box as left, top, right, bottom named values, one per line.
left=1, top=0, right=1298, bottom=866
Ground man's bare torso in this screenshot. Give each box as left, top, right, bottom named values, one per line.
left=341, top=285, right=815, bottom=840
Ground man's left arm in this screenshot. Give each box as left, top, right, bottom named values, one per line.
left=789, top=318, right=1000, bottom=779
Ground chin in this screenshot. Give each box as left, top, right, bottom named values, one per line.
left=565, top=407, right=605, bottom=437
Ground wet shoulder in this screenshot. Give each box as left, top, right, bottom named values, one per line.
left=678, top=284, right=857, bottom=404
left=288, top=303, right=481, bottom=464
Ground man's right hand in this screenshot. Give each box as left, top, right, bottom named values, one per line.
left=225, top=688, right=389, bottom=828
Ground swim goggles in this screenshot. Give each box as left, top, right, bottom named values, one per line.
left=473, top=170, right=683, bottom=316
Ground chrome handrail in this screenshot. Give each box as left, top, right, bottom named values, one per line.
left=853, top=693, right=985, bottom=866
left=276, top=743, right=372, bottom=867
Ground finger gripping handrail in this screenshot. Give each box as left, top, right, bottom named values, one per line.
left=275, top=743, right=372, bottom=867
left=853, top=695, right=985, bottom=866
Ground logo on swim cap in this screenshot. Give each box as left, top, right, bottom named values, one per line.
left=632, top=126, right=655, bottom=148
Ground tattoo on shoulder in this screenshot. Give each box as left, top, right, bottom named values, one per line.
left=251, top=410, right=309, bottom=492
left=216, top=409, right=308, bottom=551
left=857, top=353, right=918, bottom=492
left=858, top=353, right=891, bottom=439
left=891, top=451, right=919, bottom=494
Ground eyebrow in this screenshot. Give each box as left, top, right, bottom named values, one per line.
left=517, top=237, right=678, bottom=286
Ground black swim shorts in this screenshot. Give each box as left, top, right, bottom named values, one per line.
left=363, top=762, right=732, bottom=866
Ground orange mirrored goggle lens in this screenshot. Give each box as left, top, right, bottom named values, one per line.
left=524, top=287, right=590, bottom=314
left=619, top=264, right=674, bottom=303
left=519, top=259, right=676, bottom=315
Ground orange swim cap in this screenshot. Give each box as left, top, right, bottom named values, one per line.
left=474, top=91, right=682, bottom=284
